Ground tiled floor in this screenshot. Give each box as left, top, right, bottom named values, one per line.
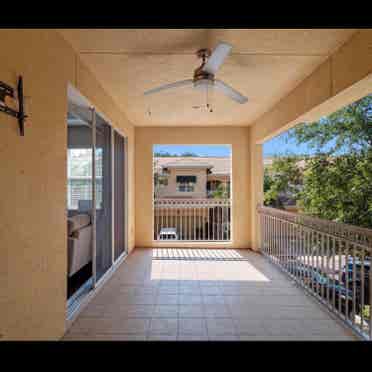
left=63, top=248, right=357, bottom=341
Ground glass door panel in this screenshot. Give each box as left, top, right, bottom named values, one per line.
left=66, top=103, right=94, bottom=300
left=94, top=113, right=112, bottom=282
left=114, top=131, right=126, bottom=260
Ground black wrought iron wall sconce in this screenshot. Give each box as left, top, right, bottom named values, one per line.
left=0, top=76, right=27, bottom=136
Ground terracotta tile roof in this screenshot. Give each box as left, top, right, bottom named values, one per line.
left=154, top=157, right=231, bottom=175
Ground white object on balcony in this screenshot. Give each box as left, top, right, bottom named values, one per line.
left=158, top=227, right=179, bottom=241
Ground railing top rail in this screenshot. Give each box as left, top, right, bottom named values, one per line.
left=155, top=198, right=231, bottom=206
left=258, top=205, right=372, bottom=249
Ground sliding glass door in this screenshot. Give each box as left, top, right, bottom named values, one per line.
left=67, top=100, right=128, bottom=301
left=114, top=131, right=126, bottom=260
left=94, top=112, right=113, bottom=282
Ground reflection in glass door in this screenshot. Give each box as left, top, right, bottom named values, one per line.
left=94, top=112, right=113, bottom=282
left=67, top=105, right=94, bottom=300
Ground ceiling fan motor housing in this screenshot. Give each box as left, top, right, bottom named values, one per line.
left=193, top=48, right=215, bottom=89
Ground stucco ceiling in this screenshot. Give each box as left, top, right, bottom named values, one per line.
left=59, top=29, right=356, bottom=127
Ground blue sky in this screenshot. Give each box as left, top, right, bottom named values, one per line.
left=263, top=133, right=312, bottom=157
left=153, top=140, right=311, bottom=158
left=153, top=132, right=332, bottom=158
left=153, top=140, right=310, bottom=158
left=153, top=144, right=231, bottom=157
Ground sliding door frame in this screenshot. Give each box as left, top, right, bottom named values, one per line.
left=66, top=104, right=128, bottom=292
left=112, top=128, right=129, bottom=262
left=93, top=114, right=128, bottom=288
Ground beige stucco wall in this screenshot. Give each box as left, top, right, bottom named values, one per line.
left=135, top=126, right=250, bottom=249
left=0, top=29, right=135, bottom=340
left=249, top=29, right=372, bottom=251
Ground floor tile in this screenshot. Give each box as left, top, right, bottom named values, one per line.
left=179, top=295, right=203, bottom=305
left=153, top=305, right=179, bottom=318
left=64, top=248, right=355, bottom=341
left=149, top=318, right=178, bottom=335
left=177, top=334, right=209, bottom=341
left=204, top=304, right=231, bottom=318
left=147, top=334, right=177, bottom=341
left=156, top=294, right=179, bottom=305
left=178, top=318, right=207, bottom=335
left=207, top=318, right=236, bottom=336
left=179, top=305, right=204, bottom=318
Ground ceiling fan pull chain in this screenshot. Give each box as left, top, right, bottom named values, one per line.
left=206, top=84, right=213, bottom=112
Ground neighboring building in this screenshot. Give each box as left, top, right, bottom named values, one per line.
left=153, top=157, right=231, bottom=199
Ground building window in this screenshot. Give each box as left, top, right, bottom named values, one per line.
left=176, top=175, right=196, bottom=192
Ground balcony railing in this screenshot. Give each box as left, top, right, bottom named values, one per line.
left=258, top=205, right=372, bottom=340
left=154, top=198, right=231, bottom=242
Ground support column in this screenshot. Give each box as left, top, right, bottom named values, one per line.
left=250, top=143, right=264, bottom=251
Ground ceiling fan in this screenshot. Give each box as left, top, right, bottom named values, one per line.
left=143, top=42, right=248, bottom=105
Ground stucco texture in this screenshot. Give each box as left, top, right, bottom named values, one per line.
left=0, top=29, right=135, bottom=340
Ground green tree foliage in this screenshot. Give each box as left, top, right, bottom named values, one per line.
left=265, top=94, right=372, bottom=228
left=297, top=151, right=372, bottom=228
left=211, top=183, right=230, bottom=199
left=288, top=94, right=372, bottom=155
left=264, top=156, right=303, bottom=208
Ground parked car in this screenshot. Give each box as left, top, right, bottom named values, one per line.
left=341, top=258, right=370, bottom=283
left=341, top=258, right=370, bottom=305
left=291, top=262, right=354, bottom=317
left=157, top=227, right=179, bottom=240
left=312, top=269, right=354, bottom=317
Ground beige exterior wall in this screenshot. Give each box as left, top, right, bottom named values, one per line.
left=249, top=29, right=372, bottom=251
left=135, top=126, right=250, bottom=249
left=156, top=167, right=208, bottom=198
left=0, top=30, right=135, bottom=340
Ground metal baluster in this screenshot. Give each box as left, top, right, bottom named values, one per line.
left=267, top=215, right=270, bottom=258
left=274, top=217, right=277, bottom=264
left=320, top=233, right=325, bottom=301
left=360, top=248, right=365, bottom=334
left=311, top=230, right=315, bottom=294
left=332, top=237, right=336, bottom=311
left=282, top=220, right=285, bottom=270
left=338, top=241, right=342, bottom=315
left=280, top=218, right=283, bottom=267
left=269, top=215, right=272, bottom=258
left=286, top=221, right=289, bottom=272
left=181, top=203, right=183, bottom=241
left=316, top=232, right=320, bottom=299
left=369, top=249, right=372, bottom=339
left=324, top=235, right=331, bottom=307
left=202, top=203, right=205, bottom=241
left=352, top=244, right=356, bottom=326
left=292, top=223, right=295, bottom=279
left=278, top=218, right=281, bottom=266
left=280, top=218, right=282, bottom=266
left=298, top=225, right=302, bottom=284
left=345, top=242, right=349, bottom=320
left=193, top=206, right=196, bottom=240
left=288, top=223, right=291, bottom=275
left=212, top=207, right=215, bottom=241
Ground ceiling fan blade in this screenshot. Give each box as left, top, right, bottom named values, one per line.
left=144, top=79, right=193, bottom=96
left=214, top=79, right=248, bottom=104
left=202, top=42, right=232, bottom=75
